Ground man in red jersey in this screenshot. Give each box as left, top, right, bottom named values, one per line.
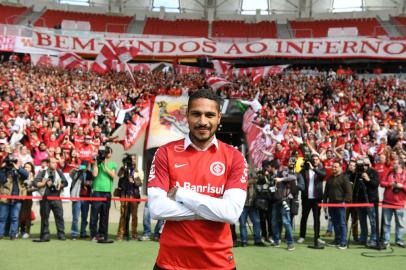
left=148, top=89, right=248, bottom=270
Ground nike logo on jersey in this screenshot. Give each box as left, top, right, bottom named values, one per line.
left=174, top=163, right=188, bottom=168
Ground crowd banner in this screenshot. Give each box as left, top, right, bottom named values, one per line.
left=32, top=30, right=406, bottom=59
left=0, top=35, right=16, bottom=52
left=124, top=106, right=150, bottom=150
left=242, top=108, right=273, bottom=169
left=146, top=95, right=189, bottom=149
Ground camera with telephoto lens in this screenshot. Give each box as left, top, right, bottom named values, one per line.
left=96, top=146, right=107, bottom=164
left=48, top=173, right=57, bottom=192
left=122, top=153, right=133, bottom=168
left=3, top=154, right=18, bottom=168
left=393, top=183, right=401, bottom=194
left=356, top=160, right=365, bottom=174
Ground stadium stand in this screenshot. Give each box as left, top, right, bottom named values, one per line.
left=142, top=18, right=208, bottom=37
left=0, top=4, right=30, bottom=24
left=212, top=20, right=277, bottom=38
left=34, top=9, right=132, bottom=33
left=289, top=18, right=387, bottom=38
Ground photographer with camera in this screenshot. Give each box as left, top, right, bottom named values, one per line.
left=297, top=154, right=326, bottom=245
left=33, top=158, right=68, bottom=242
left=380, top=159, right=406, bottom=248
left=90, top=146, right=117, bottom=242
left=353, top=158, right=379, bottom=247
left=69, top=160, right=94, bottom=240
left=255, top=160, right=275, bottom=243
left=269, top=159, right=299, bottom=251
left=115, top=154, right=144, bottom=241
left=0, top=155, right=28, bottom=240
left=238, top=171, right=265, bottom=247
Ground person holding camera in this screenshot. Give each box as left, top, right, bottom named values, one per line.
left=0, top=155, right=28, bottom=240
left=380, top=159, right=406, bottom=248
left=255, top=160, right=275, bottom=243
left=90, top=146, right=117, bottom=242
left=269, top=159, right=298, bottom=251
left=238, top=172, right=264, bottom=247
left=353, top=158, right=379, bottom=247
left=323, top=161, right=353, bottom=249
left=33, top=158, right=68, bottom=241
left=115, top=154, right=144, bottom=241
left=69, top=160, right=94, bottom=240
left=297, top=154, right=326, bottom=244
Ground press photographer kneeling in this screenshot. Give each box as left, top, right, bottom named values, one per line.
left=33, top=158, right=68, bottom=242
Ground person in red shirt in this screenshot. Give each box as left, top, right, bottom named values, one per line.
left=77, top=135, right=95, bottom=163
left=380, top=159, right=406, bottom=248
left=148, top=89, right=247, bottom=270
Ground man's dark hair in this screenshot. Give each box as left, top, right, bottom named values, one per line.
left=269, top=159, right=280, bottom=170
left=187, top=89, right=221, bottom=112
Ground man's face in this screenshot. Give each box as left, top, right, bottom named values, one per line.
left=332, top=163, right=342, bottom=176
left=131, top=156, right=137, bottom=165
left=49, top=159, right=57, bottom=170
left=312, top=156, right=320, bottom=166
left=348, top=162, right=356, bottom=172
left=187, top=98, right=221, bottom=145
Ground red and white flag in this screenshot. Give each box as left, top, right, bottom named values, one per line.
left=212, top=60, right=232, bottom=75
left=91, top=44, right=119, bottom=73
left=207, top=76, right=231, bottom=90
left=123, top=106, right=150, bottom=150
left=59, top=52, right=84, bottom=70
left=114, top=46, right=139, bottom=63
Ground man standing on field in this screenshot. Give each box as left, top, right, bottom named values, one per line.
left=148, top=89, right=248, bottom=270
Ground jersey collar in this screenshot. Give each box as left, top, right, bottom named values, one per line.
left=184, top=134, right=219, bottom=152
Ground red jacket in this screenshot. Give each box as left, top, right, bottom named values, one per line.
left=380, top=170, right=406, bottom=206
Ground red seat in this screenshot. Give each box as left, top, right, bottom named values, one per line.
left=34, top=9, right=132, bottom=33
left=289, top=18, right=387, bottom=38
left=0, top=4, right=29, bottom=24
left=212, top=20, right=277, bottom=38
left=143, top=18, right=208, bottom=37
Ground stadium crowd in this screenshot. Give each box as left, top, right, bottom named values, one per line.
left=0, top=55, right=405, bottom=251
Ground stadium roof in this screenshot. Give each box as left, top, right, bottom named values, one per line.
left=3, top=0, right=404, bottom=19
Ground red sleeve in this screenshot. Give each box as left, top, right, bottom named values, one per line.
left=224, top=150, right=248, bottom=191
left=380, top=172, right=392, bottom=188
left=147, top=147, right=170, bottom=192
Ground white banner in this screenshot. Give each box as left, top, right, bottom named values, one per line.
left=31, top=30, right=406, bottom=59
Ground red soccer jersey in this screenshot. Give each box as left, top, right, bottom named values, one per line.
left=148, top=138, right=247, bottom=270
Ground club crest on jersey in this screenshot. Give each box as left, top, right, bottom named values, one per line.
left=210, top=162, right=225, bottom=176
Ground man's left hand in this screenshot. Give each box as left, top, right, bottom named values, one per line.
left=362, top=173, right=370, bottom=181
left=167, top=186, right=178, bottom=201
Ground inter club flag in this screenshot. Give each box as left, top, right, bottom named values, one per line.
left=59, top=52, right=84, bottom=70
left=207, top=76, right=231, bottom=90
left=212, top=59, right=232, bottom=75
left=91, top=44, right=118, bottom=73
left=114, top=46, right=139, bottom=63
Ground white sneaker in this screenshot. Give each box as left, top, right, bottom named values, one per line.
left=297, top=237, right=305, bottom=244
left=22, top=233, right=30, bottom=239
left=317, top=238, right=326, bottom=245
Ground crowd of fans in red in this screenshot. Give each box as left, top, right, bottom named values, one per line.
left=0, top=56, right=405, bottom=176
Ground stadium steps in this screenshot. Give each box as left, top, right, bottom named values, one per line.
left=376, top=16, right=402, bottom=37
left=277, top=23, right=291, bottom=38
left=127, top=16, right=145, bottom=34
left=208, top=21, right=213, bottom=38
left=19, top=9, right=46, bottom=27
